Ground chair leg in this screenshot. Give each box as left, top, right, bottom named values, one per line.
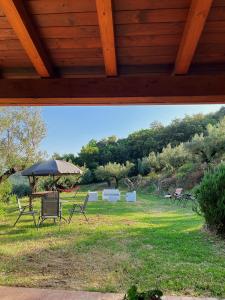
left=32, top=213, right=37, bottom=228
left=68, top=213, right=73, bottom=224
left=68, top=206, right=75, bottom=224
left=59, top=216, right=62, bottom=231
left=13, top=212, right=22, bottom=227
left=82, top=212, right=88, bottom=222
left=38, top=216, right=44, bottom=229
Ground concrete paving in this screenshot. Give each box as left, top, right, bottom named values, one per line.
left=0, top=286, right=222, bottom=300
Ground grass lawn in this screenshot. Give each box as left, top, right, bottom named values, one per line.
left=0, top=186, right=224, bottom=298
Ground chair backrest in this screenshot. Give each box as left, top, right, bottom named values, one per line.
left=82, top=194, right=89, bottom=210
left=175, top=188, right=183, bottom=195
left=41, top=191, right=60, bottom=218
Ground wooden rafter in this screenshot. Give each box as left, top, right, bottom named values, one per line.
left=174, top=0, right=213, bottom=75
left=96, top=0, right=117, bottom=76
left=0, top=0, right=53, bottom=77
left=0, top=75, right=225, bottom=105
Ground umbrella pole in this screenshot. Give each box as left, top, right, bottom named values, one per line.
left=28, top=175, right=38, bottom=210
left=28, top=176, right=33, bottom=211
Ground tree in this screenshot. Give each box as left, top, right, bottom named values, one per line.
left=78, top=139, right=99, bottom=169
left=95, top=165, right=112, bottom=187
left=95, top=161, right=134, bottom=188
left=186, top=117, right=225, bottom=164
left=137, top=157, right=151, bottom=175
left=158, top=143, right=190, bottom=172
left=0, top=107, right=46, bottom=184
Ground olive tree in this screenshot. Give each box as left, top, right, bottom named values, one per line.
left=0, top=107, right=46, bottom=184
left=95, top=161, right=134, bottom=188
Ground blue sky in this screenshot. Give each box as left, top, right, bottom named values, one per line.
left=41, top=105, right=224, bottom=157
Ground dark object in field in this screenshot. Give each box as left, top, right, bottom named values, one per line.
left=123, top=285, right=163, bottom=300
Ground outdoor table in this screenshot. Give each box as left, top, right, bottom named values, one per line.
left=29, top=191, right=52, bottom=210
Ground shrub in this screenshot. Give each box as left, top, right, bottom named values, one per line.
left=0, top=180, right=13, bottom=203
left=12, top=183, right=31, bottom=198
left=79, top=168, right=94, bottom=184
left=123, top=285, right=163, bottom=300
left=195, top=163, right=225, bottom=235
left=176, top=162, right=196, bottom=180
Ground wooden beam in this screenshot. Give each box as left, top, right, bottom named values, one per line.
left=174, top=0, right=213, bottom=74
left=0, top=75, right=225, bottom=105
left=96, top=0, right=117, bottom=76
left=0, top=0, right=53, bottom=77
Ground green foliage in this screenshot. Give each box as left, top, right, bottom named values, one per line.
left=72, top=108, right=225, bottom=172
left=158, top=143, right=190, bottom=172
left=79, top=167, right=94, bottom=184
left=0, top=107, right=46, bottom=171
left=38, top=175, right=79, bottom=191
left=12, top=183, right=31, bottom=198
left=138, top=157, right=151, bottom=175
left=0, top=107, right=46, bottom=184
left=176, top=162, right=196, bottom=180
left=123, top=285, right=163, bottom=300
left=0, top=180, right=13, bottom=203
left=95, top=161, right=134, bottom=188
left=186, top=117, right=225, bottom=164
left=195, top=163, right=225, bottom=234
left=38, top=176, right=54, bottom=191
left=78, top=139, right=100, bottom=169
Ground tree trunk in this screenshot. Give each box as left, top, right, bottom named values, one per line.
left=0, top=168, right=17, bottom=184
left=115, top=177, right=119, bottom=188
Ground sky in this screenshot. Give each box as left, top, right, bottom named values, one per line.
left=41, top=104, right=224, bottom=157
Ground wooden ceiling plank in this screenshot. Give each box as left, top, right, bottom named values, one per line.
left=0, top=75, right=225, bottom=105
left=175, top=0, right=213, bottom=74
left=96, top=0, right=117, bottom=76
left=0, top=0, right=53, bottom=77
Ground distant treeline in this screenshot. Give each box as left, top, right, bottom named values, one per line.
left=54, top=107, right=225, bottom=174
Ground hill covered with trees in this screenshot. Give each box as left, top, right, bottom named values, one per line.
left=53, top=107, right=225, bottom=189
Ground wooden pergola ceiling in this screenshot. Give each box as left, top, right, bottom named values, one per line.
left=0, top=0, right=225, bottom=105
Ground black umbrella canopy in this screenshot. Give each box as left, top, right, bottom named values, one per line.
left=21, top=159, right=82, bottom=177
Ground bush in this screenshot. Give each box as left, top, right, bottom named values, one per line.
left=79, top=168, right=94, bottom=184
left=123, top=285, right=163, bottom=300
left=0, top=180, right=13, bottom=203
left=195, top=163, right=225, bottom=235
left=12, top=183, right=31, bottom=198
left=176, top=162, right=196, bottom=180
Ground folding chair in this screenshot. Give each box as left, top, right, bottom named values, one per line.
left=68, top=194, right=89, bottom=224
left=38, top=191, right=66, bottom=227
left=13, top=197, right=37, bottom=227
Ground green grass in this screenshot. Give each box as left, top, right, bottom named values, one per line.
left=0, top=186, right=224, bottom=297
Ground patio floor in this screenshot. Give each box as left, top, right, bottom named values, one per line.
left=0, top=286, right=220, bottom=300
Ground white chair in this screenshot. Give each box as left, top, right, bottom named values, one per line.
left=126, top=191, right=136, bottom=202
left=88, top=191, right=98, bottom=201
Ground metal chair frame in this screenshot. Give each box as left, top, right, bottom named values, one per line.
left=13, top=197, right=37, bottom=228
left=38, top=191, right=66, bottom=228
left=68, top=194, right=89, bottom=224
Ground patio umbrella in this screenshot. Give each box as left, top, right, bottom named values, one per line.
left=21, top=159, right=82, bottom=177
left=22, top=159, right=82, bottom=198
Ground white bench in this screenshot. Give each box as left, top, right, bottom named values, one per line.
left=88, top=191, right=98, bottom=201
left=102, top=189, right=120, bottom=202
left=126, top=191, right=136, bottom=202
